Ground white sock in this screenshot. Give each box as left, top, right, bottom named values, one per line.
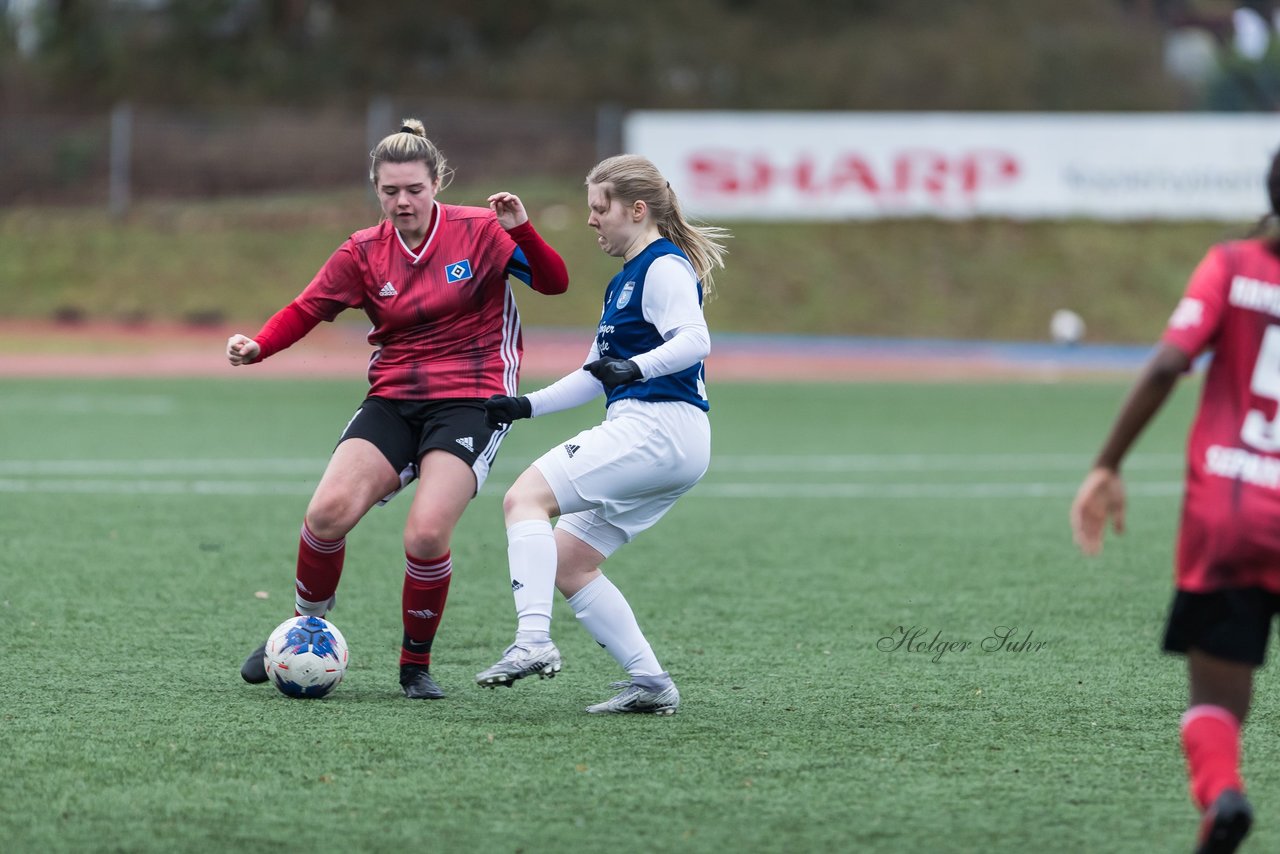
left=294, top=595, right=329, bottom=618
left=567, top=574, right=664, bottom=679
left=507, top=519, right=556, bottom=645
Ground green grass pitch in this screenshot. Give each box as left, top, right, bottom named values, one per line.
left=3, top=375, right=1273, bottom=852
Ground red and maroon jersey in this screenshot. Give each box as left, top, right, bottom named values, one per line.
left=1161, top=239, right=1280, bottom=592
left=296, top=204, right=528, bottom=400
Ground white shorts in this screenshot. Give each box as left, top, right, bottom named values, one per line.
left=533, top=399, right=711, bottom=558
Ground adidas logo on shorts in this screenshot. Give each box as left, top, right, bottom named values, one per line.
left=456, top=436, right=475, bottom=452
left=564, top=443, right=580, bottom=458
left=511, top=579, right=524, bottom=591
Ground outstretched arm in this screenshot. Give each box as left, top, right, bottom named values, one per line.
left=225, top=301, right=321, bottom=366
left=482, top=343, right=606, bottom=429
left=531, top=343, right=608, bottom=414
left=1070, top=343, right=1190, bottom=555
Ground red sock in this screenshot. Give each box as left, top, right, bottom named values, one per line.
left=294, top=522, right=345, bottom=616
left=1181, top=705, right=1244, bottom=810
left=400, top=551, right=452, bottom=667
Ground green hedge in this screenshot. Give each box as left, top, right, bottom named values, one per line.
left=0, top=184, right=1245, bottom=344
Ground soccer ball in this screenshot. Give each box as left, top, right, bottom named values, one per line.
left=264, top=615, right=349, bottom=699
left=1049, top=308, right=1086, bottom=345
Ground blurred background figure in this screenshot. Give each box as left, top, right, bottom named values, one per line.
left=1070, top=145, right=1280, bottom=854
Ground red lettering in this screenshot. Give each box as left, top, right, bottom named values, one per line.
left=893, top=150, right=950, bottom=197
left=687, top=151, right=743, bottom=195
left=828, top=155, right=880, bottom=193
left=959, top=151, right=1019, bottom=193
left=793, top=156, right=820, bottom=194
left=687, top=151, right=775, bottom=194
left=685, top=149, right=1022, bottom=201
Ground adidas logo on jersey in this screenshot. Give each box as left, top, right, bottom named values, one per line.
left=406, top=608, right=438, bottom=619
left=456, top=436, right=474, bottom=452
left=511, top=579, right=524, bottom=591
left=379, top=281, right=398, bottom=297
left=564, top=443, right=580, bottom=458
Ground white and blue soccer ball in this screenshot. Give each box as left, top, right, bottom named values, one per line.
left=1050, top=308, right=1086, bottom=345
left=264, top=615, right=349, bottom=699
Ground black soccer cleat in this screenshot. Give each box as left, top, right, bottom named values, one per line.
left=400, top=664, right=446, bottom=700
left=240, top=642, right=269, bottom=684
left=1196, top=788, right=1253, bottom=854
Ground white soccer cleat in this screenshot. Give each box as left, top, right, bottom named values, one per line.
left=585, top=682, right=680, bottom=715
left=475, top=641, right=563, bottom=687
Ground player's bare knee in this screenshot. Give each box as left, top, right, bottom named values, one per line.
left=502, top=485, right=533, bottom=521
left=404, top=523, right=451, bottom=559
left=304, top=499, right=359, bottom=540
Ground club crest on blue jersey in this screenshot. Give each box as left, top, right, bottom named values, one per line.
left=445, top=259, right=474, bottom=284
left=615, top=280, right=635, bottom=309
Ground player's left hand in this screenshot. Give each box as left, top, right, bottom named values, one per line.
left=583, top=357, right=642, bottom=391
left=488, top=192, right=529, bottom=230
left=1070, top=467, right=1126, bottom=556
left=483, top=394, right=532, bottom=429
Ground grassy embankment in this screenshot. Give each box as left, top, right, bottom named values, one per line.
left=0, top=177, right=1246, bottom=344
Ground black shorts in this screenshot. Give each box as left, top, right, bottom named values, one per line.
left=1162, top=587, right=1280, bottom=666
left=338, top=397, right=506, bottom=495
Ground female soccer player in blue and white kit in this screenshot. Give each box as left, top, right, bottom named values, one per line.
left=475, top=154, right=730, bottom=714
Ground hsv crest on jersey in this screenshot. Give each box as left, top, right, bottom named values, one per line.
left=295, top=210, right=524, bottom=400
left=446, top=259, right=474, bottom=283
left=615, top=280, right=635, bottom=309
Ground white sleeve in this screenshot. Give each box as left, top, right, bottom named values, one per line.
left=631, top=254, right=710, bottom=380
left=526, top=341, right=605, bottom=416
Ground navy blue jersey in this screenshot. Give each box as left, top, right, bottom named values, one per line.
left=596, top=238, right=709, bottom=411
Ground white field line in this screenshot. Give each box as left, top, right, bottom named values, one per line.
left=696, top=482, right=1183, bottom=499
left=0, top=453, right=1184, bottom=477
left=0, top=478, right=1183, bottom=500
left=0, top=453, right=1185, bottom=499
left=0, top=478, right=315, bottom=495
left=710, top=453, right=1182, bottom=471
left=0, top=393, right=177, bottom=415
left=0, top=459, right=327, bottom=475
left=0, top=481, right=1182, bottom=501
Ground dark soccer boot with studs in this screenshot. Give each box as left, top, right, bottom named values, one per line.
left=241, top=596, right=337, bottom=684
left=240, top=642, right=269, bottom=684
left=400, top=664, right=446, bottom=700
left=1196, top=788, right=1252, bottom=854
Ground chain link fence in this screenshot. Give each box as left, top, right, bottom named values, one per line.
left=1, top=99, right=613, bottom=208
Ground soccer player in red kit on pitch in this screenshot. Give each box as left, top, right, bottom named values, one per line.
left=226, top=119, right=568, bottom=699
left=1069, top=149, right=1280, bottom=853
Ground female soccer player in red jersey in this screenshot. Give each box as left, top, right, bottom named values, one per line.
left=1070, top=149, right=1280, bottom=853
left=226, top=118, right=568, bottom=700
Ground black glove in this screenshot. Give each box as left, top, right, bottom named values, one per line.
left=483, top=394, right=532, bottom=429
left=583, top=357, right=643, bottom=391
